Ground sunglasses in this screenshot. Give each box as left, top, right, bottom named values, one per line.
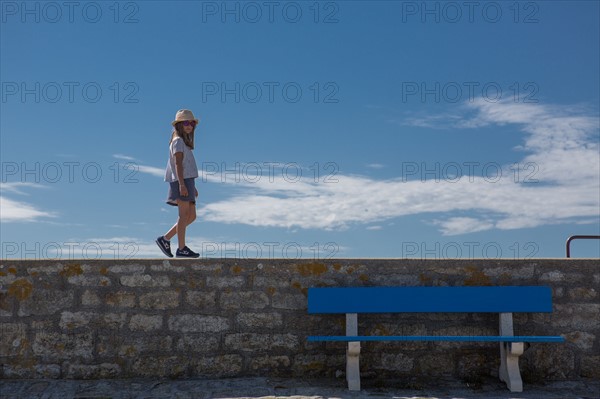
left=181, top=120, right=197, bottom=127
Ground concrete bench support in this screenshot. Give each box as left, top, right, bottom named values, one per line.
left=346, top=313, right=361, bottom=391
left=499, top=312, right=524, bottom=392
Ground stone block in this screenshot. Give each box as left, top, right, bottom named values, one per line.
left=108, top=264, right=146, bottom=273
left=206, top=276, right=245, bottom=288
left=564, top=331, right=595, bottom=351
left=81, top=290, right=101, bottom=306
left=59, top=311, right=127, bottom=330
left=0, top=274, right=17, bottom=287
left=150, top=263, right=185, bottom=272
left=191, top=264, right=223, bottom=272
left=194, top=354, right=242, bottom=377
left=102, top=313, right=127, bottom=329
left=175, top=334, right=219, bottom=353
left=33, top=331, right=94, bottom=360
left=139, top=291, right=179, bottom=309
left=540, top=271, right=584, bottom=283
left=129, top=314, right=163, bottom=332
left=30, top=320, right=53, bottom=334
left=272, top=293, right=306, bottom=310
left=249, top=355, right=290, bottom=372
left=415, top=353, right=454, bottom=374
left=0, top=291, right=13, bottom=317
left=292, top=354, right=330, bottom=376
left=568, top=287, right=598, bottom=300
left=105, top=291, right=136, bottom=308
left=224, top=333, right=298, bottom=351
left=119, top=274, right=170, bottom=287
left=96, top=332, right=126, bottom=357
left=168, top=315, right=230, bottom=333
left=63, top=362, right=121, bottom=378
left=236, top=312, right=282, bottom=329
left=377, top=352, right=414, bottom=372
left=482, top=265, right=535, bottom=279
left=526, top=345, right=575, bottom=379
left=67, top=275, right=111, bottom=286
left=581, top=356, right=600, bottom=378
left=185, top=291, right=217, bottom=308
left=253, top=276, right=290, bottom=288
left=59, top=311, right=97, bottom=329
left=457, top=352, right=491, bottom=378
left=132, top=356, right=188, bottom=378
left=220, top=291, right=269, bottom=309
left=434, top=326, right=497, bottom=348
left=18, top=290, right=74, bottom=316
left=118, top=336, right=173, bottom=357
left=553, top=304, right=600, bottom=330
left=0, top=322, right=27, bottom=357
left=26, top=264, right=63, bottom=274
left=35, top=364, right=61, bottom=378
left=370, top=274, right=421, bottom=285
left=1, top=363, right=61, bottom=379
left=172, top=275, right=206, bottom=289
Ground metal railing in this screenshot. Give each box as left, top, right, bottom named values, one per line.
left=565, top=235, right=600, bottom=258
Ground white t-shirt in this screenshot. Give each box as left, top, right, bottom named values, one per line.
left=164, top=137, right=199, bottom=183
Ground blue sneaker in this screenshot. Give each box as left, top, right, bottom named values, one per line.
left=176, top=246, right=200, bottom=258
left=155, top=236, right=173, bottom=258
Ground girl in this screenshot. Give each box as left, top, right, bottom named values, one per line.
left=156, top=109, right=200, bottom=258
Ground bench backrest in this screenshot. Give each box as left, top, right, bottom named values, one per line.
left=308, top=286, right=554, bottom=314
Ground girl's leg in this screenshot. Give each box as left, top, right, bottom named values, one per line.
left=163, top=201, right=196, bottom=241
left=189, top=201, right=197, bottom=224
left=163, top=223, right=178, bottom=242
left=164, top=199, right=191, bottom=250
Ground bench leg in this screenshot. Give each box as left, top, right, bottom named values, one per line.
left=346, top=313, right=361, bottom=391
left=347, top=341, right=361, bottom=391
left=500, top=342, right=524, bottom=392
left=499, top=312, right=523, bottom=392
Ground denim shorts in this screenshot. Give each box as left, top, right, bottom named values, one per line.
left=166, top=178, right=196, bottom=206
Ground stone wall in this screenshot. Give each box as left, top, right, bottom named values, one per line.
left=1, top=259, right=598, bottom=383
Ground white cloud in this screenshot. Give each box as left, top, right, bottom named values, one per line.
left=195, top=99, right=599, bottom=235
left=399, top=113, right=466, bottom=129
left=0, top=182, right=50, bottom=196
left=114, top=154, right=165, bottom=178
left=113, top=154, right=138, bottom=161
left=137, top=165, right=164, bottom=177
left=433, top=217, right=495, bottom=236
left=366, top=163, right=385, bottom=169
left=0, top=182, right=58, bottom=222
left=0, top=196, right=58, bottom=223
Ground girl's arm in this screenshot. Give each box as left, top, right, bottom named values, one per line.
left=174, top=152, right=188, bottom=195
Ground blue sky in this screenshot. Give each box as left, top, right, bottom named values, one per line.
left=1, top=0, right=599, bottom=260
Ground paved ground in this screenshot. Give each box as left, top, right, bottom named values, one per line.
left=1, top=377, right=599, bottom=399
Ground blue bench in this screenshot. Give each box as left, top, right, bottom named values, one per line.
left=307, top=286, right=564, bottom=392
